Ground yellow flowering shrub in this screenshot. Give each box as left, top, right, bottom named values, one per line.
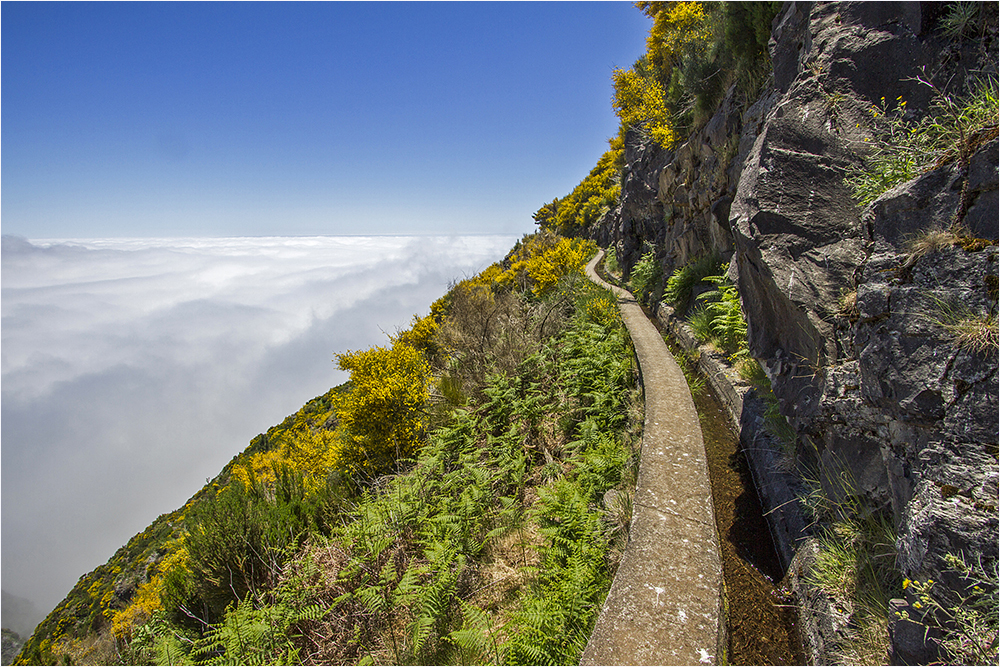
left=612, top=66, right=675, bottom=148
left=281, top=429, right=342, bottom=481
left=585, top=295, right=619, bottom=327
left=508, top=235, right=596, bottom=297
left=646, top=2, right=710, bottom=74
left=392, top=312, right=440, bottom=358
left=232, top=449, right=283, bottom=489
left=110, top=545, right=189, bottom=641
left=613, top=2, right=711, bottom=148
left=534, top=141, right=623, bottom=234
left=335, top=341, right=431, bottom=473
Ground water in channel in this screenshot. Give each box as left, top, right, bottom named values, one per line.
left=690, top=381, right=805, bottom=665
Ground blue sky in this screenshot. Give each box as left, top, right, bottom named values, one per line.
left=3, top=2, right=650, bottom=238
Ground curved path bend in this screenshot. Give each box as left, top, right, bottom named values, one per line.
left=582, top=250, right=723, bottom=666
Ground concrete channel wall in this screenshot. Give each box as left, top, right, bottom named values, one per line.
left=651, top=281, right=834, bottom=666
left=652, top=302, right=808, bottom=573
left=581, top=251, right=724, bottom=666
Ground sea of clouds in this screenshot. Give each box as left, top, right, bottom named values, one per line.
left=1, top=234, right=517, bottom=614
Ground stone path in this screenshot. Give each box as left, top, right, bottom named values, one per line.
left=581, top=250, right=723, bottom=666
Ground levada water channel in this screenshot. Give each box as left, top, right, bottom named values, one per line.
left=657, top=323, right=805, bottom=664
left=597, top=257, right=804, bottom=664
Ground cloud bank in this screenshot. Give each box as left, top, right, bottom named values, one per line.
left=1, top=234, right=516, bottom=613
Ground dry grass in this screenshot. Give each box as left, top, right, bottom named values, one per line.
left=924, top=293, right=999, bottom=355
left=837, top=288, right=859, bottom=322
left=437, top=285, right=570, bottom=400
left=50, top=629, right=121, bottom=666
left=944, top=311, right=999, bottom=354
left=903, top=226, right=994, bottom=272
left=833, top=612, right=891, bottom=666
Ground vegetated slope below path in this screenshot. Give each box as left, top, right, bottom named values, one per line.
left=581, top=250, right=723, bottom=665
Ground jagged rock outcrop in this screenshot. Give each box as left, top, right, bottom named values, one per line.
left=591, top=1, right=998, bottom=662
left=596, top=84, right=752, bottom=280
left=733, top=4, right=997, bottom=639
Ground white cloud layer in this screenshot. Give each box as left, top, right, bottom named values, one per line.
left=1, top=234, right=516, bottom=613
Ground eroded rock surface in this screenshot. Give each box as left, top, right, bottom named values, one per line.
left=589, top=1, right=998, bottom=661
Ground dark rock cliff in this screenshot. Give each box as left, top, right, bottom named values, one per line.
left=590, top=1, right=998, bottom=662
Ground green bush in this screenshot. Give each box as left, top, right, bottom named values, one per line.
left=720, top=1, right=784, bottom=100
left=642, top=1, right=783, bottom=134
left=812, top=513, right=901, bottom=664
left=183, top=466, right=328, bottom=621
left=805, top=465, right=903, bottom=665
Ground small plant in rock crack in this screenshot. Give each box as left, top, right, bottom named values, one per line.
left=837, top=288, right=860, bottom=322
left=845, top=76, right=999, bottom=208
left=899, top=553, right=999, bottom=666
left=939, top=1, right=993, bottom=41
left=732, top=348, right=768, bottom=388
left=924, top=292, right=999, bottom=355
left=844, top=95, right=923, bottom=207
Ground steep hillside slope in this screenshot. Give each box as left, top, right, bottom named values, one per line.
left=16, top=234, right=647, bottom=666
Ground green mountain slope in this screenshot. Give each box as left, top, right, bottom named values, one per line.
left=17, top=233, right=643, bottom=666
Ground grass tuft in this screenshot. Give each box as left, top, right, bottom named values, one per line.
left=925, top=293, right=999, bottom=354
left=805, top=469, right=902, bottom=665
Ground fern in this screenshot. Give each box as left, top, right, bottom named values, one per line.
left=152, top=633, right=191, bottom=666
left=448, top=599, right=503, bottom=664
left=696, top=265, right=749, bottom=354
left=664, top=252, right=722, bottom=315
left=628, top=245, right=662, bottom=298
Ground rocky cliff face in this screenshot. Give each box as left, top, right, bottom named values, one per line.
left=592, top=1, right=998, bottom=661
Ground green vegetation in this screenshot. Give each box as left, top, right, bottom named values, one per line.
left=630, top=1, right=783, bottom=142
left=900, top=553, right=999, bottom=665
left=845, top=76, right=999, bottom=208
left=802, top=471, right=903, bottom=665
left=677, top=263, right=747, bottom=357
left=672, top=347, right=706, bottom=396
left=627, top=245, right=662, bottom=300
left=694, top=269, right=746, bottom=356
left=18, top=233, right=642, bottom=666
left=939, top=1, right=996, bottom=41
left=603, top=246, right=621, bottom=278
left=662, top=252, right=722, bottom=316
left=813, top=515, right=900, bottom=664
left=663, top=256, right=798, bottom=467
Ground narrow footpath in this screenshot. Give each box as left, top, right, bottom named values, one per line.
left=581, top=250, right=724, bottom=665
